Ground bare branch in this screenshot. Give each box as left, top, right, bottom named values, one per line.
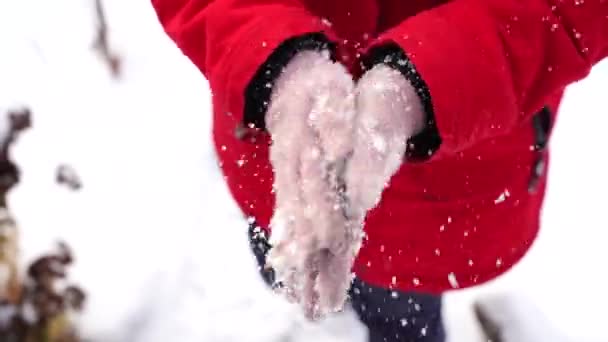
left=93, top=0, right=121, bottom=78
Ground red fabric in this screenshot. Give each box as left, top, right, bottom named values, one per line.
left=151, top=0, right=608, bottom=293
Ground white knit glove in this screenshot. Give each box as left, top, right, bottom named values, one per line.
left=345, top=64, right=426, bottom=222
left=266, top=51, right=359, bottom=320
left=266, top=58, right=426, bottom=320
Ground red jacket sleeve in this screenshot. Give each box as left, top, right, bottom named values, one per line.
left=151, top=0, right=337, bottom=129
left=367, top=0, right=608, bottom=156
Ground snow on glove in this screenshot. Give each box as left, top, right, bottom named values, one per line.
left=345, top=64, right=426, bottom=223
left=265, top=50, right=361, bottom=320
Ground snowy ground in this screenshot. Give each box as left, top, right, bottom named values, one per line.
left=0, top=1, right=607, bottom=341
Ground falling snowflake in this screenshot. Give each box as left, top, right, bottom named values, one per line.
left=494, top=189, right=511, bottom=204
left=448, top=272, right=460, bottom=289
left=321, top=18, right=333, bottom=27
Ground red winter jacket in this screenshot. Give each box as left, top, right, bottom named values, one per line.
left=152, top=0, right=608, bottom=293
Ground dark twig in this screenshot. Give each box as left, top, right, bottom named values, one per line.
left=93, top=0, right=121, bottom=78
left=56, top=164, right=83, bottom=191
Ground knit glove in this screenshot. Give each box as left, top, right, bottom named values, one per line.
left=345, top=64, right=426, bottom=223
left=266, top=50, right=360, bottom=320
left=267, top=58, right=426, bottom=320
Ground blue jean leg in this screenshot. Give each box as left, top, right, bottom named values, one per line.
left=350, top=278, right=446, bottom=342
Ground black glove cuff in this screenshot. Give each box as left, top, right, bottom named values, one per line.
left=243, top=33, right=336, bottom=132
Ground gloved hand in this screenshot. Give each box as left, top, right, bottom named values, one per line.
left=345, top=64, right=426, bottom=223
left=266, top=57, right=426, bottom=321
left=265, top=50, right=360, bottom=320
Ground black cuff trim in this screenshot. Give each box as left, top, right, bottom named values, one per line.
left=248, top=222, right=276, bottom=287
left=363, top=44, right=442, bottom=161
left=532, top=106, right=552, bottom=151
left=243, top=33, right=336, bottom=132
left=528, top=106, right=552, bottom=194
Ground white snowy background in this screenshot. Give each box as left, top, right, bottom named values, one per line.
left=0, top=0, right=607, bottom=341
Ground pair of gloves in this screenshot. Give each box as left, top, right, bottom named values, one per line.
left=265, top=50, right=426, bottom=319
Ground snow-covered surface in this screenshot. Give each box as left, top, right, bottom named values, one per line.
left=0, top=1, right=607, bottom=341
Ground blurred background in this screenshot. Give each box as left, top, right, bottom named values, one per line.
left=0, top=0, right=607, bottom=341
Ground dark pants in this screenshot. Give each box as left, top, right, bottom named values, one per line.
left=248, top=224, right=446, bottom=342
left=350, top=278, right=445, bottom=342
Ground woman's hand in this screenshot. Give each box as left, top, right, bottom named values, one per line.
left=266, top=51, right=360, bottom=320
